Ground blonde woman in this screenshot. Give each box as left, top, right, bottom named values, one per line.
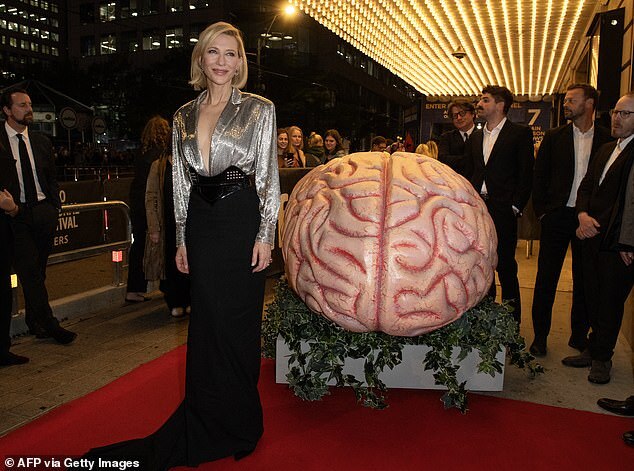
left=84, top=21, right=280, bottom=468
left=288, top=125, right=307, bottom=166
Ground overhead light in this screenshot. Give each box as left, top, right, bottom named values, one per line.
left=283, top=35, right=293, bottom=40
left=190, top=38, right=198, bottom=43
left=152, top=41, right=160, bottom=46
left=451, top=45, right=466, bottom=59
left=269, top=36, right=282, bottom=41
left=289, top=0, right=596, bottom=96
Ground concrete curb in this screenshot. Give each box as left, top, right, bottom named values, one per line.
left=10, top=285, right=128, bottom=337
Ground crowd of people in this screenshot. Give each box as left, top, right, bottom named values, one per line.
left=1, top=19, right=634, bottom=464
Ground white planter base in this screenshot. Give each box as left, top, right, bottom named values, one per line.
left=275, top=336, right=505, bottom=391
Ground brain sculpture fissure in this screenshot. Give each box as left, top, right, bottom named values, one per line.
left=281, top=152, right=498, bottom=337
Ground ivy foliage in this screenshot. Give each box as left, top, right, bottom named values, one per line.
left=262, top=279, right=544, bottom=413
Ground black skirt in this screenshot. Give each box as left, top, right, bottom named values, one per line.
left=84, top=187, right=266, bottom=469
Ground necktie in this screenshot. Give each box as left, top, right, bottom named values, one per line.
left=16, top=133, right=37, bottom=204
left=462, top=132, right=467, bottom=142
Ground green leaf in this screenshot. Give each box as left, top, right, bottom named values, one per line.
left=263, top=278, right=544, bottom=411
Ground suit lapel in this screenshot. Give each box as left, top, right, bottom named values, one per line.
left=469, top=129, right=484, bottom=166
left=485, top=120, right=511, bottom=167
left=596, top=141, right=619, bottom=186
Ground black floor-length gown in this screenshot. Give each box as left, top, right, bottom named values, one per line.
left=83, top=187, right=266, bottom=469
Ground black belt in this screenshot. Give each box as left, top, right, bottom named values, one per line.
left=190, top=166, right=255, bottom=205
left=23, top=198, right=49, bottom=208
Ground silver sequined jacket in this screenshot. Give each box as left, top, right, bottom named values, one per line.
left=172, top=88, right=280, bottom=247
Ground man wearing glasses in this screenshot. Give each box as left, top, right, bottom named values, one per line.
left=562, top=92, right=634, bottom=385
left=439, top=99, right=475, bottom=177
left=530, top=84, right=612, bottom=357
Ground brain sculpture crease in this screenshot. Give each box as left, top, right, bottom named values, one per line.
left=281, top=152, right=498, bottom=337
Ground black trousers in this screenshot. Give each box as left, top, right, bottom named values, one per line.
left=84, top=187, right=265, bottom=469
left=126, top=211, right=148, bottom=294
left=11, top=201, right=60, bottom=333
left=581, top=237, right=634, bottom=361
left=486, top=200, right=521, bottom=323
left=0, top=215, right=13, bottom=356
left=531, top=207, right=587, bottom=343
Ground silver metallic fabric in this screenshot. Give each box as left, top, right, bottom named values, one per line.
left=172, top=88, right=280, bottom=247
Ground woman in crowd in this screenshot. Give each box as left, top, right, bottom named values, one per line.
left=304, top=132, right=325, bottom=166
left=84, top=21, right=280, bottom=469
left=143, top=128, right=191, bottom=318
left=125, top=116, right=171, bottom=302
left=324, top=128, right=346, bottom=162
left=277, top=128, right=300, bottom=168
left=288, top=125, right=307, bottom=167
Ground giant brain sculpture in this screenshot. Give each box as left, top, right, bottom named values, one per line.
left=281, top=152, right=497, bottom=337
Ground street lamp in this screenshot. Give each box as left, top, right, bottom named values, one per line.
left=256, top=4, right=296, bottom=92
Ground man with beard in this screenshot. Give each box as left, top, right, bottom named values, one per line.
left=465, top=85, right=534, bottom=324
left=0, top=87, right=76, bottom=345
left=562, top=91, right=634, bottom=384
left=529, top=84, right=612, bottom=357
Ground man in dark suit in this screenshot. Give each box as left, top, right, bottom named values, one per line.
left=596, top=162, right=634, bottom=444
left=0, top=87, right=76, bottom=345
left=466, top=85, right=534, bottom=324
left=529, top=84, right=613, bottom=357
left=438, top=99, right=475, bottom=177
left=561, top=92, right=634, bottom=384
left=0, top=186, right=29, bottom=365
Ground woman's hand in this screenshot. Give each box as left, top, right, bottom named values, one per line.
left=251, top=241, right=272, bottom=273
left=176, top=246, right=189, bottom=274
left=149, top=232, right=160, bottom=244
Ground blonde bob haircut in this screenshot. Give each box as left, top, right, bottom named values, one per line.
left=190, top=22, right=248, bottom=90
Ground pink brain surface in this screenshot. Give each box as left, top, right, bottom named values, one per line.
left=281, top=151, right=497, bottom=337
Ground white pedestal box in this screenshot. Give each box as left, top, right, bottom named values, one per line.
left=275, top=336, right=505, bottom=391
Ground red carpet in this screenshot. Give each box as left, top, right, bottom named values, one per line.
left=1, top=346, right=632, bottom=470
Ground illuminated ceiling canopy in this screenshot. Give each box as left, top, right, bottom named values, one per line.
left=290, top=0, right=600, bottom=97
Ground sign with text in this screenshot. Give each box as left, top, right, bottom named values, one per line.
left=52, top=181, right=104, bottom=254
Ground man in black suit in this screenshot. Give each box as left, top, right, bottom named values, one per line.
left=466, top=85, right=534, bottom=324
left=529, top=84, right=613, bottom=357
left=438, top=99, right=475, bottom=177
left=596, top=162, right=634, bottom=444
left=0, top=187, right=29, bottom=365
left=0, top=87, right=76, bottom=345
left=561, top=92, right=634, bottom=384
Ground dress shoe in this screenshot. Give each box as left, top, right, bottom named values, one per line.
left=125, top=292, right=149, bottom=303
left=588, top=360, right=611, bottom=384
left=49, top=326, right=77, bottom=345
left=529, top=338, right=547, bottom=357
left=561, top=349, right=592, bottom=368
left=568, top=337, right=587, bottom=352
left=0, top=352, right=29, bottom=366
left=28, top=323, right=50, bottom=338
left=597, top=396, right=634, bottom=416
left=623, top=430, right=634, bottom=446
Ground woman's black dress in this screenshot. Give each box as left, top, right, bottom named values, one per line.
left=84, top=186, right=266, bottom=469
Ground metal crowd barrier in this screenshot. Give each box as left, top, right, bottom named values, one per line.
left=11, top=201, right=132, bottom=316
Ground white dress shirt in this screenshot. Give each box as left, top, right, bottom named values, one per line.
left=4, top=122, right=46, bottom=203
left=566, top=124, right=594, bottom=207
left=480, top=117, right=507, bottom=194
